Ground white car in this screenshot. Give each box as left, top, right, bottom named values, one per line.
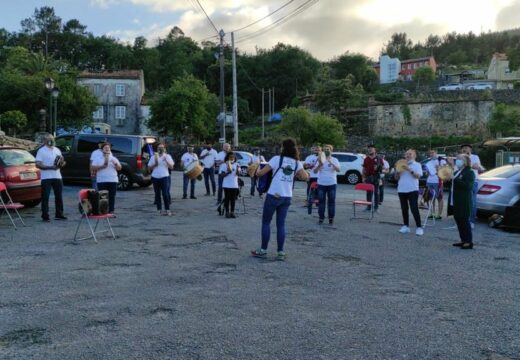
left=438, top=83, right=463, bottom=91
left=467, top=83, right=493, bottom=90
left=332, top=152, right=365, bottom=185
left=234, top=151, right=254, bottom=176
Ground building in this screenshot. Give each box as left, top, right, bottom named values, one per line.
left=375, top=55, right=401, bottom=84
left=487, top=53, right=520, bottom=89
left=399, top=56, right=437, bottom=81
left=77, top=70, right=145, bottom=135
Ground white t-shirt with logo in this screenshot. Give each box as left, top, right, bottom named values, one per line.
left=91, top=152, right=121, bottom=183
left=148, top=154, right=174, bottom=179
left=304, top=154, right=319, bottom=178
left=200, top=148, right=218, bottom=169
left=36, top=146, right=63, bottom=180
left=181, top=153, right=198, bottom=168
left=315, top=157, right=340, bottom=186
left=267, top=156, right=302, bottom=198
left=397, top=160, right=423, bottom=193
left=425, top=158, right=447, bottom=184
left=221, top=163, right=240, bottom=189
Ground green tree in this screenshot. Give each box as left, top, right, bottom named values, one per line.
left=311, top=114, right=345, bottom=147
left=149, top=74, right=218, bottom=140
left=489, top=103, right=520, bottom=137
left=315, top=75, right=365, bottom=115
left=507, top=42, right=520, bottom=71
left=328, top=52, right=377, bottom=89
left=0, top=110, right=28, bottom=135
left=413, top=66, right=435, bottom=83
left=382, top=32, right=413, bottom=59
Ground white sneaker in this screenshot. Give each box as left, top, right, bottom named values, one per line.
left=416, top=227, right=424, bottom=236
left=470, top=222, right=475, bottom=229
left=399, top=225, right=410, bottom=234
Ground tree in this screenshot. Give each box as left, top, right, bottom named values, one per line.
left=507, top=42, right=520, bottom=71
left=413, top=66, right=435, bottom=83
left=0, top=110, right=27, bottom=135
left=489, top=103, right=520, bottom=137
left=382, top=32, right=413, bottom=59
left=315, top=75, right=365, bottom=115
left=20, top=6, right=62, bottom=58
left=149, top=74, right=218, bottom=140
left=328, top=52, right=377, bottom=89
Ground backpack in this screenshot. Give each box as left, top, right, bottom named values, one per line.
left=256, top=156, right=299, bottom=194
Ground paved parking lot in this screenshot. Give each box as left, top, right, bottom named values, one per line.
left=1, top=172, right=519, bottom=359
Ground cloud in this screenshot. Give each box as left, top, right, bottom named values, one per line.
left=90, top=0, right=120, bottom=9
left=495, top=0, right=520, bottom=30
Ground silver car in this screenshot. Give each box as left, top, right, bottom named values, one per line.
left=476, top=164, right=520, bottom=215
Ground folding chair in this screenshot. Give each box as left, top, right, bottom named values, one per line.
left=351, top=183, right=375, bottom=220
left=0, top=182, right=26, bottom=230
left=73, top=189, right=115, bottom=243
left=422, top=188, right=437, bottom=227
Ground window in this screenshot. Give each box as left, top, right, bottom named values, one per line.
left=335, top=154, right=356, bottom=162
left=77, top=136, right=102, bottom=153
left=401, top=65, right=405, bottom=70
left=107, top=137, right=133, bottom=154
left=93, top=106, right=104, bottom=120
left=115, top=84, right=125, bottom=97
left=408, top=64, right=411, bottom=69
left=0, top=149, right=35, bottom=166
left=115, top=106, right=126, bottom=119
left=413, top=63, right=417, bottom=69
left=92, top=84, right=102, bottom=97
left=55, top=136, right=74, bottom=153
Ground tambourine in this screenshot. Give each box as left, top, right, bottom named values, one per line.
left=395, top=159, right=408, bottom=173
left=54, top=155, right=65, bottom=168
left=319, top=152, right=326, bottom=164
left=247, top=163, right=259, bottom=177
left=438, top=165, right=454, bottom=181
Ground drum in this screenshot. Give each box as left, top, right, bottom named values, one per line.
left=247, top=163, right=259, bottom=177
left=395, top=159, right=408, bottom=173
left=184, top=161, right=203, bottom=179
left=438, top=165, right=454, bottom=181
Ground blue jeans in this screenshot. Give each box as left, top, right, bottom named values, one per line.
left=152, top=176, right=170, bottom=210
left=470, top=181, right=478, bottom=224
left=318, top=184, right=336, bottom=220
left=203, top=168, right=216, bottom=194
left=250, top=176, right=262, bottom=196
left=97, top=182, right=117, bottom=213
left=217, top=174, right=224, bottom=202
left=183, top=174, right=195, bottom=197
left=41, top=178, right=64, bottom=219
left=261, top=194, right=291, bottom=252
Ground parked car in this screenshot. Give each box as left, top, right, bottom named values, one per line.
left=0, top=146, right=41, bottom=207
left=53, top=134, right=156, bottom=190
left=476, top=164, right=520, bottom=216
left=234, top=151, right=254, bottom=176
left=467, top=83, right=493, bottom=90
left=332, top=152, right=365, bottom=185
left=438, top=83, right=463, bottom=91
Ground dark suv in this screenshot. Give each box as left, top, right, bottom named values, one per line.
left=55, top=134, right=156, bottom=190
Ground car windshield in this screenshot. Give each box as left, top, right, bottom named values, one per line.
left=481, top=165, right=520, bottom=179
left=0, top=149, right=35, bottom=166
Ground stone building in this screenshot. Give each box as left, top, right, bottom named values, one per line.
left=487, top=53, right=520, bottom=89
left=77, top=70, right=145, bottom=135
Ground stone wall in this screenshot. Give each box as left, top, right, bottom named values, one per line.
left=368, top=99, right=494, bottom=138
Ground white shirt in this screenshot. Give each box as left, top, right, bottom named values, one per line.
left=304, top=154, right=319, bottom=178
left=470, top=154, right=482, bottom=179
left=251, top=155, right=266, bottom=163
left=315, top=157, right=340, bottom=186
left=92, top=151, right=121, bottom=183
left=425, top=158, right=447, bottom=184
left=397, top=160, right=423, bottom=193
left=267, top=156, right=302, bottom=198
left=216, top=151, right=227, bottom=165
left=200, top=148, right=218, bottom=169
left=36, top=146, right=63, bottom=180
left=181, top=152, right=198, bottom=168
left=90, top=149, right=103, bottom=176
left=221, top=162, right=240, bottom=189
left=148, top=154, right=174, bottom=179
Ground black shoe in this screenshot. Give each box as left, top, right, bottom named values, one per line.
left=329, top=218, right=333, bottom=224
left=230, top=213, right=236, bottom=218
left=460, top=243, right=473, bottom=250
left=225, top=213, right=231, bottom=218
left=452, top=242, right=464, bottom=247
left=190, top=196, right=197, bottom=199
left=182, top=195, right=187, bottom=199
left=217, top=207, right=223, bottom=216
left=55, top=215, right=68, bottom=220
left=42, top=217, right=50, bottom=222
left=205, top=193, right=210, bottom=196
left=318, top=219, right=324, bottom=224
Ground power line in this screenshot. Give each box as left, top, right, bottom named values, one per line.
left=194, top=0, right=219, bottom=34
left=231, top=0, right=296, bottom=33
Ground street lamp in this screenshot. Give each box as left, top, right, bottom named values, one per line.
left=51, top=87, right=59, bottom=136
left=44, top=78, right=54, bottom=133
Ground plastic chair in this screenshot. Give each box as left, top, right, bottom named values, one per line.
left=0, top=182, right=25, bottom=230
left=351, top=183, right=375, bottom=220
left=73, top=189, right=115, bottom=243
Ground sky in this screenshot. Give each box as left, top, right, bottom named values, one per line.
left=1, top=0, right=520, bottom=61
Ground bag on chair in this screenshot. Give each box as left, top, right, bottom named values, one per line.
left=88, top=190, right=109, bottom=215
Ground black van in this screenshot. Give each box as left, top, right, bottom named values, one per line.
left=55, top=134, right=156, bottom=190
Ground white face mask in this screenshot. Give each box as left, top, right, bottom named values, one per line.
left=455, top=159, right=464, bottom=168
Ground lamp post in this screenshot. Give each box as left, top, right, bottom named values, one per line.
left=51, top=87, right=59, bottom=136
left=44, top=78, right=54, bottom=133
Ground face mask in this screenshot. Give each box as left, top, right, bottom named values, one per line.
left=47, top=140, right=55, bottom=146
left=158, top=148, right=165, bottom=154
left=324, top=150, right=331, bottom=157
left=455, top=159, right=464, bottom=168
left=206, top=146, right=211, bottom=150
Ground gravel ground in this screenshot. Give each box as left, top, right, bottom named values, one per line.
left=1, top=172, right=519, bottom=360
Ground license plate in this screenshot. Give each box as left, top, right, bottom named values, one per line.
left=20, top=172, right=37, bottom=180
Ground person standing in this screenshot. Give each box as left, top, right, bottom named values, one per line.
left=215, top=143, right=231, bottom=204
left=251, top=138, right=308, bottom=260
left=35, top=133, right=67, bottom=222
left=378, top=154, right=390, bottom=205
left=90, top=142, right=121, bottom=214
left=425, top=149, right=447, bottom=220
left=181, top=146, right=199, bottom=199
left=460, top=144, right=484, bottom=228
left=362, top=144, right=383, bottom=212
left=89, top=140, right=104, bottom=190
left=148, top=143, right=174, bottom=216
left=395, top=149, right=424, bottom=236
left=304, top=146, right=321, bottom=200
left=249, top=149, right=266, bottom=197
left=313, top=144, right=340, bottom=224
left=220, top=151, right=241, bottom=218
left=200, top=143, right=218, bottom=196
left=448, top=154, right=475, bottom=249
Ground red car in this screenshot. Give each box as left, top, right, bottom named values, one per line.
left=0, top=146, right=41, bottom=207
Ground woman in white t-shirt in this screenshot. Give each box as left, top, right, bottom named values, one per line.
left=91, top=142, right=122, bottom=214
left=395, top=149, right=424, bottom=236
left=251, top=138, right=308, bottom=260
left=219, top=151, right=241, bottom=218
left=148, top=143, right=174, bottom=216
left=313, top=144, right=340, bottom=224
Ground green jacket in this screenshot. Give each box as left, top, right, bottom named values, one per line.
left=450, top=166, right=475, bottom=219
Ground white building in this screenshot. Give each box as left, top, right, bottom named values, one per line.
left=379, top=55, right=401, bottom=84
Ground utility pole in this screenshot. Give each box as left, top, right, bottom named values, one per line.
left=261, top=88, right=265, bottom=139
left=268, top=88, right=272, bottom=123
left=272, top=87, right=275, bottom=116
left=219, top=29, right=226, bottom=142
left=231, top=32, right=238, bottom=147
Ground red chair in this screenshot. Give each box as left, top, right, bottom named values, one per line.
left=0, top=182, right=26, bottom=229
left=351, top=183, right=375, bottom=220
left=73, top=189, right=115, bottom=243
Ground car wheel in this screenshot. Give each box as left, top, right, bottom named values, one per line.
left=345, top=171, right=361, bottom=185
left=241, top=166, right=249, bottom=177
left=118, top=172, right=132, bottom=191
left=21, top=199, right=41, bottom=208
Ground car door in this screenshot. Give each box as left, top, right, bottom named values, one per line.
left=76, top=136, right=102, bottom=180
